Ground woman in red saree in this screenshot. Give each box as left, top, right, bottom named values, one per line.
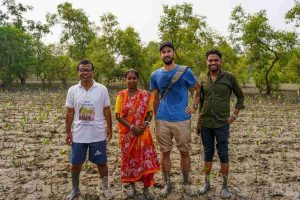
left=115, top=69, right=160, bottom=199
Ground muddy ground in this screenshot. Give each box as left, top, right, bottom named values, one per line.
left=0, top=89, right=299, bottom=200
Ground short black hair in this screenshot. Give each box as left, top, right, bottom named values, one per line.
left=124, top=69, right=139, bottom=79
left=159, top=41, right=174, bottom=52
left=205, top=49, right=222, bottom=59
left=77, top=59, right=94, bottom=71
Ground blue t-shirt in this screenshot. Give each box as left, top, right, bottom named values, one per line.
left=150, top=65, right=197, bottom=122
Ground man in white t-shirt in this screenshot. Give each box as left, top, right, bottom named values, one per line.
left=65, top=60, right=114, bottom=200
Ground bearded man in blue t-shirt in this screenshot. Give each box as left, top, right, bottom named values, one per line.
left=150, top=42, right=201, bottom=197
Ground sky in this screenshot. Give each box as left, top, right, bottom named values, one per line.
left=15, top=0, right=297, bottom=45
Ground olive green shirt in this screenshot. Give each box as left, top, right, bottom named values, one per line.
left=199, top=70, right=245, bottom=128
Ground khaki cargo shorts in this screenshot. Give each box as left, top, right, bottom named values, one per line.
left=155, top=119, right=191, bottom=153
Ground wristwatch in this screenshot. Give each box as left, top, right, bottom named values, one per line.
left=192, top=104, right=198, bottom=110
left=231, top=113, right=238, bottom=120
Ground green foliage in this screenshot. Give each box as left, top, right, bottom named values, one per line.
left=229, top=6, right=297, bottom=94
left=158, top=3, right=211, bottom=74
left=142, top=42, right=161, bottom=89
left=54, top=54, right=75, bottom=87
left=1, top=0, right=32, bottom=29
left=232, top=56, right=250, bottom=87
left=279, top=47, right=300, bottom=83
left=47, top=2, right=95, bottom=60
left=214, top=38, right=238, bottom=72
left=0, top=25, right=35, bottom=86
left=117, top=27, right=147, bottom=86
left=158, top=3, right=239, bottom=79
left=285, top=0, right=300, bottom=27
left=1, top=0, right=49, bottom=37
left=86, top=13, right=121, bottom=86
left=86, top=37, right=119, bottom=85
left=0, top=1, right=299, bottom=89
left=34, top=44, right=57, bottom=85
left=100, top=13, right=119, bottom=52
left=0, top=0, right=49, bottom=87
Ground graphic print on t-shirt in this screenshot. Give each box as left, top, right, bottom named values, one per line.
left=79, top=100, right=95, bottom=121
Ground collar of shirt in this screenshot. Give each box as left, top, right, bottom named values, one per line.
left=78, top=80, right=97, bottom=90
left=207, top=69, right=224, bottom=83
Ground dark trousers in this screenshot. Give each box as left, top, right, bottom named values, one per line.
left=200, top=124, right=229, bottom=163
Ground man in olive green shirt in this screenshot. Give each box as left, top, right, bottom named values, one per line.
left=198, top=49, right=245, bottom=199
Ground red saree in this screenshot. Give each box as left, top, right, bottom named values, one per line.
left=117, top=89, right=160, bottom=186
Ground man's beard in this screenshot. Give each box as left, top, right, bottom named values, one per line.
left=209, top=65, right=220, bottom=72
left=163, top=57, right=173, bottom=65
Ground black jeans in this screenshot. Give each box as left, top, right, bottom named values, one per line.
left=200, top=124, right=229, bottom=163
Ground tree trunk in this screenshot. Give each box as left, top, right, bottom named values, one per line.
left=47, top=79, right=53, bottom=86
left=18, top=74, right=26, bottom=86
left=21, top=78, right=26, bottom=85
left=38, top=75, right=46, bottom=86
left=61, top=78, right=67, bottom=87
left=265, top=56, right=279, bottom=94
left=41, top=78, right=45, bottom=86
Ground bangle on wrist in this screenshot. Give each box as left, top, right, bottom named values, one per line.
left=130, top=125, right=134, bottom=130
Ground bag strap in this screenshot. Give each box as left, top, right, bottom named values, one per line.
left=160, top=66, right=188, bottom=100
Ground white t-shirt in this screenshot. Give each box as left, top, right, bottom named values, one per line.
left=66, top=81, right=110, bottom=143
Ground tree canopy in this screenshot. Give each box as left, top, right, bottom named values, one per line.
left=0, top=0, right=299, bottom=93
